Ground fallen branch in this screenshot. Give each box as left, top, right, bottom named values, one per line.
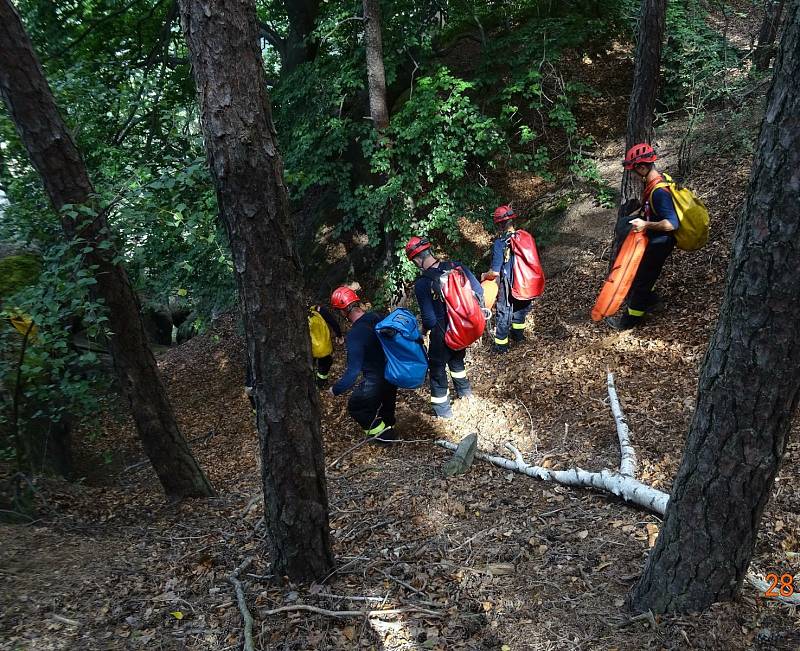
left=745, top=573, right=800, bottom=606
left=327, top=437, right=373, bottom=470
left=260, top=604, right=442, bottom=619
left=51, top=613, right=80, bottom=627
left=434, top=440, right=669, bottom=515
left=229, top=557, right=255, bottom=651
left=435, top=371, right=800, bottom=607
left=607, top=371, right=636, bottom=477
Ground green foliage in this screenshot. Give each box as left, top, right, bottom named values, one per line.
left=353, top=67, right=507, bottom=294
left=0, top=254, right=42, bottom=301
left=110, top=154, right=236, bottom=319
left=0, top=240, right=110, bottom=470
left=661, top=0, right=746, bottom=110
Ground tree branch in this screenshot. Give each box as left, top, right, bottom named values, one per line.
left=229, top=557, right=255, bottom=651
left=607, top=371, right=636, bottom=477
left=258, top=20, right=285, bottom=54
left=260, top=604, right=442, bottom=618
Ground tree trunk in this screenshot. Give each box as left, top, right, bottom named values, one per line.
left=283, top=0, right=321, bottom=75
left=620, top=0, right=665, bottom=204
left=363, top=0, right=389, bottom=131
left=0, top=0, right=214, bottom=499
left=754, top=0, right=785, bottom=71
left=629, top=1, right=800, bottom=614
left=179, top=0, right=333, bottom=580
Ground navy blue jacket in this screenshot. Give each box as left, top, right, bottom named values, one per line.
left=413, top=261, right=483, bottom=332
left=646, top=187, right=680, bottom=246
left=490, top=232, right=514, bottom=279
left=332, top=312, right=386, bottom=395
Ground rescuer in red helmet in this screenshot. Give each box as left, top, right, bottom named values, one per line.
left=608, top=143, right=680, bottom=330
left=482, top=205, right=534, bottom=353
left=328, top=286, right=397, bottom=442
left=406, top=236, right=484, bottom=419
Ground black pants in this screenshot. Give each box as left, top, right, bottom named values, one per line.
left=494, top=279, right=532, bottom=345
left=314, top=355, right=333, bottom=381
left=624, top=239, right=675, bottom=324
left=348, top=377, right=397, bottom=436
left=428, top=327, right=471, bottom=417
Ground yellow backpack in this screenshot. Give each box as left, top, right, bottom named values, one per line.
left=652, top=173, right=709, bottom=251
left=308, top=308, right=333, bottom=359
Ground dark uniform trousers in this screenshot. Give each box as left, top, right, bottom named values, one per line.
left=314, top=355, right=333, bottom=383
left=625, top=238, right=675, bottom=325
left=494, top=278, right=532, bottom=346
left=347, top=376, right=397, bottom=436
left=428, top=326, right=471, bottom=417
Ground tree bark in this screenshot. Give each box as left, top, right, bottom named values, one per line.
left=0, top=0, right=214, bottom=499
left=179, top=0, right=334, bottom=580
left=754, top=0, right=786, bottom=71
left=363, top=0, right=389, bottom=131
left=629, top=1, right=800, bottom=614
left=620, top=0, right=665, bottom=204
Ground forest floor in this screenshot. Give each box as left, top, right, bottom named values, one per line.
left=2, top=70, right=800, bottom=651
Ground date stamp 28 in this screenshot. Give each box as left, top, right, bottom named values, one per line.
left=763, top=573, right=796, bottom=598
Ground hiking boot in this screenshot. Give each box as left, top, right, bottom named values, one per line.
left=316, top=378, right=329, bottom=389
left=371, top=426, right=398, bottom=444
left=492, top=344, right=509, bottom=354
left=605, top=315, right=637, bottom=331
left=644, top=300, right=666, bottom=315
left=510, top=330, right=526, bottom=342
left=432, top=406, right=454, bottom=419
left=454, top=390, right=474, bottom=402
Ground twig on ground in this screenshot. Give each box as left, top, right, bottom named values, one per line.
left=376, top=568, right=427, bottom=596
left=260, top=604, right=441, bottom=619
left=516, top=398, right=535, bottom=440
left=327, top=437, right=373, bottom=469
left=229, top=557, right=255, bottom=651
left=51, top=614, right=80, bottom=627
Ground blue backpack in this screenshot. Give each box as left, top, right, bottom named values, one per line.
left=375, top=308, right=428, bottom=389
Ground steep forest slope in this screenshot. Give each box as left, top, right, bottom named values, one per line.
left=1, top=93, right=798, bottom=650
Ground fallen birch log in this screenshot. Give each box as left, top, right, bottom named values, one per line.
left=435, top=370, right=800, bottom=606
left=435, top=439, right=669, bottom=515
left=607, top=371, right=636, bottom=477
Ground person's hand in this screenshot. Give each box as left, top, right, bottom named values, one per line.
left=481, top=271, right=496, bottom=282
left=629, top=218, right=648, bottom=233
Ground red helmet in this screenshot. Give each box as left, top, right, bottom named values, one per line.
left=493, top=205, right=516, bottom=224
left=405, top=236, right=431, bottom=260
left=623, top=143, right=657, bottom=170
left=330, top=286, right=359, bottom=310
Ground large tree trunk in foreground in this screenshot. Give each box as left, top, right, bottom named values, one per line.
left=180, top=0, right=333, bottom=580
left=630, top=1, right=800, bottom=613
left=0, top=0, right=214, bottom=499
left=620, top=0, right=665, bottom=204
left=754, top=0, right=786, bottom=71
left=363, top=0, right=389, bottom=131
